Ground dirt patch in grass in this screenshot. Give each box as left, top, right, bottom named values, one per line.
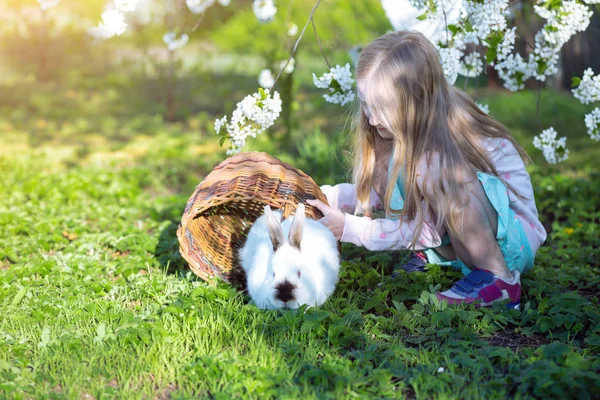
left=112, top=250, right=131, bottom=258
left=487, top=331, right=549, bottom=350
left=147, top=374, right=179, bottom=400
left=574, top=286, right=598, bottom=301
left=156, top=383, right=178, bottom=400
left=107, top=379, right=119, bottom=389
left=125, top=300, right=142, bottom=310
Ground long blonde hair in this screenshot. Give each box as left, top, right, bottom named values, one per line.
left=352, top=31, right=529, bottom=249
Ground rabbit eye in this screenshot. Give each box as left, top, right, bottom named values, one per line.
left=297, top=271, right=301, bottom=278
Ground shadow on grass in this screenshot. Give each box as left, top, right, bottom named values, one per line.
left=150, top=195, right=189, bottom=276
left=150, top=193, right=249, bottom=290
left=154, top=220, right=186, bottom=274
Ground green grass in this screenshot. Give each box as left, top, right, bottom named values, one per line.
left=0, top=76, right=599, bottom=399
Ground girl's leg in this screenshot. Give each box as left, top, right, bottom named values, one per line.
left=433, top=244, right=457, bottom=262
left=446, top=178, right=512, bottom=279
left=433, top=175, right=521, bottom=307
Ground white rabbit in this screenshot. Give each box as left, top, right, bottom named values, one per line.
left=238, top=203, right=340, bottom=310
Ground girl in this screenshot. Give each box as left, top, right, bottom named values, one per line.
left=306, top=31, right=547, bottom=308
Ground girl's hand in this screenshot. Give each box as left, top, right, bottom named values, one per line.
left=306, top=199, right=345, bottom=241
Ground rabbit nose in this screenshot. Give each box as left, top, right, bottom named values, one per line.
left=275, top=280, right=296, bottom=303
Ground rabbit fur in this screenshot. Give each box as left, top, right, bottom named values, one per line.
left=238, top=203, right=340, bottom=310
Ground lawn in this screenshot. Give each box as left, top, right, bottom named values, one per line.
left=0, top=74, right=599, bottom=399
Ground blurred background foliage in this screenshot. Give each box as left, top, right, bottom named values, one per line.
left=0, top=0, right=598, bottom=188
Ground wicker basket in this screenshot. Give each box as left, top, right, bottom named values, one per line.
left=176, top=151, right=330, bottom=284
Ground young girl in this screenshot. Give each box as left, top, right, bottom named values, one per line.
left=306, top=30, right=547, bottom=308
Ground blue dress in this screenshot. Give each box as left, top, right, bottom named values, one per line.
left=388, top=158, right=534, bottom=275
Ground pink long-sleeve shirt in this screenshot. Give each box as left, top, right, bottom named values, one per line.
left=321, top=137, right=547, bottom=255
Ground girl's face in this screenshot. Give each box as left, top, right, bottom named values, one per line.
left=357, top=77, right=393, bottom=139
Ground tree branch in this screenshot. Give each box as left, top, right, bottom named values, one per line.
left=312, top=16, right=330, bottom=69
left=273, top=0, right=323, bottom=87
left=442, top=5, right=449, bottom=47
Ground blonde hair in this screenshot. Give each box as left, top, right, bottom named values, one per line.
left=352, top=31, right=529, bottom=249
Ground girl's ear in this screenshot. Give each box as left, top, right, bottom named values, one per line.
left=289, top=203, right=305, bottom=250
left=265, top=205, right=284, bottom=251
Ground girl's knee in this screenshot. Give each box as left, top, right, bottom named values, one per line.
left=464, top=183, right=499, bottom=235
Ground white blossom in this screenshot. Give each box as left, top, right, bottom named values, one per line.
left=214, top=116, right=227, bottom=134
left=448, top=31, right=477, bottom=53
left=495, top=53, right=535, bottom=91
left=258, top=69, right=275, bottom=88
left=462, top=31, right=480, bottom=46
left=413, top=0, right=460, bottom=25
left=584, top=108, right=600, bottom=141
left=38, top=0, right=60, bottom=10
left=312, top=63, right=356, bottom=106
left=533, top=127, right=569, bottom=164
left=572, top=68, right=600, bottom=104
left=163, top=31, right=189, bottom=51
left=88, top=9, right=127, bottom=39
left=463, top=0, right=509, bottom=41
left=253, top=0, right=277, bottom=23
left=215, top=89, right=282, bottom=154
left=476, top=102, right=489, bottom=114
left=437, top=47, right=462, bottom=84
left=408, top=0, right=428, bottom=9
left=437, top=367, right=445, bottom=373
left=459, top=52, right=483, bottom=78
left=114, top=0, right=139, bottom=12
left=530, top=1, right=592, bottom=81
left=186, top=0, right=215, bottom=14
left=279, top=58, right=295, bottom=74
left=497, top=26, right=516, bottom=62
left=218, top=0, right=231, bottom=5
left=287, top=23, right=298, bottom=36
left=535, top=1, right=591, bottom=46
left=215, top=115, right=227, bottom=134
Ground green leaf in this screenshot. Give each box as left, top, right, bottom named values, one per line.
left=488, top=348, right=513, bottom=358
left=571, top=76, right=581, bottom=88
left=11, top=286, right=26, bottom=306
left=447, top=24, right=460, bottom=35
left=97, top=323, right=106, bottom=339
left=219, top=136, right=227, bottom=147
left=585, top=334, right=600, bottom=346
left=486, top=47, right=498, bottom=65
left=329, top=78, right=342, bottom=94
left=417, top=12, right=428, bottom=21
left=485, top=31, right=504, bottom=64
left=340, top=309, right=364, bottom=327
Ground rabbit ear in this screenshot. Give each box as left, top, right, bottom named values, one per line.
left=289, top=203, right=305, bottom=250
left=265, top=205, right=284, bottom=251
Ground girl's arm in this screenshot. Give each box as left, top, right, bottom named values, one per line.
left=340, top=201, right=445, bottom=251
left=339, top=155, right=446, bottom=251
left=319, top=184, right=383, bottom=214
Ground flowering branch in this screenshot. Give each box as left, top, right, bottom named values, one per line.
left=311, top=17, right=331, bottom=69
left=399, top=0, right=599, bottom=164
left=272, top=0, right=323, bottom=87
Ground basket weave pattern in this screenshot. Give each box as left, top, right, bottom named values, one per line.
left=176, top=152, right=329, bottom=283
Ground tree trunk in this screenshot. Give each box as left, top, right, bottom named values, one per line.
left=281, top=71, right=294, bottom=142
left=166, top=50, right=176, bottom=122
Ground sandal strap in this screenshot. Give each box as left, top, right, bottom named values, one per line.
left=451, top=269, right=494, bottom=297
